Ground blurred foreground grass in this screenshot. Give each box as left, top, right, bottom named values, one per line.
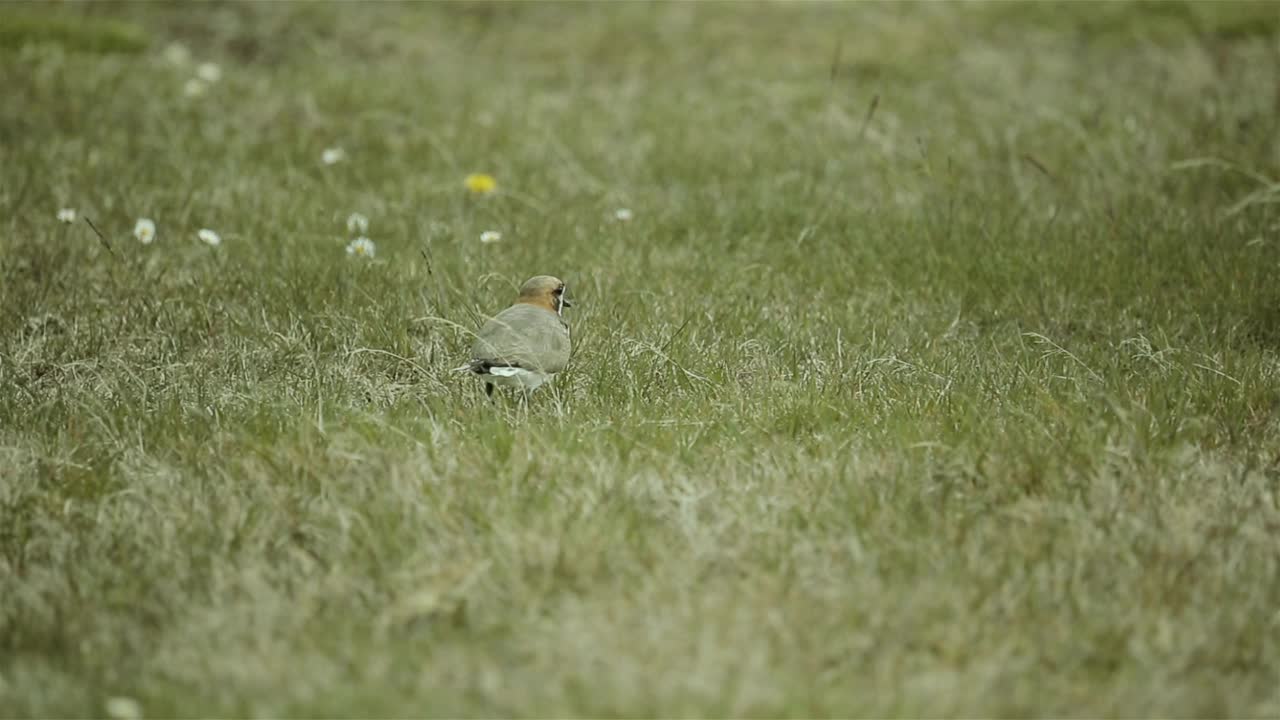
left=2, top=2, right=1280, bottom=717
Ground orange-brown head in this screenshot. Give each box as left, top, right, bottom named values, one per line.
left=515, top=275, right=572, bottom=316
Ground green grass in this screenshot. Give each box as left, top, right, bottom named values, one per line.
left=3, top=2, right=1280, bottom=717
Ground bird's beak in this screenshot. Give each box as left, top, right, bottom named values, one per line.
left=562, top=297, right=573, bottom=308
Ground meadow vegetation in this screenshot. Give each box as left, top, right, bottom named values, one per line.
left=2, top=2, right=1280, bottom=716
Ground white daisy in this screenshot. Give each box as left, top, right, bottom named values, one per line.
left=346, top=237, right=375, bottom=258
left=163, top=42, right=190, bottom=66
left=614, top=207, right=634, bottom=221
left=322, top=147, right=346, bottom=165
left=104, top=697, right=142, bottom=720
left=346, top=212, right=369, bottom=234
left=479, top=230, right=502, bottom=243
left=134, top=218, right=156, bottom=244
left=197, top=228, right=221, bottom=246
left=196, top=62, right=222, bottom=83
left=183, top=78, right=207, bottom=97
left=57, top=208, right=76, bottom=223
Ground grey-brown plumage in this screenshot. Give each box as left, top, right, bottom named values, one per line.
left=470, top=303, right=570, bottom=373
left=460, top=275, right=572, bottom=396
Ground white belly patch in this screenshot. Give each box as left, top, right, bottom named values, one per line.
left=485, top=366, right=551, bottom=391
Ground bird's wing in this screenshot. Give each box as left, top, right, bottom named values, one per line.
left=470, top=304, right=570, bottom=373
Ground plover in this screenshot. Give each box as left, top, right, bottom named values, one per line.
left=459, top=275, right=572, bottom=398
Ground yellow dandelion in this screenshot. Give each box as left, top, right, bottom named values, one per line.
left=464, top=173, right=497, bottom=195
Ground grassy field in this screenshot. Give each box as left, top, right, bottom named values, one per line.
left=3, top=2, right=1280, bottom=717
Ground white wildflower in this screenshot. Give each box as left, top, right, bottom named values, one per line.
left=346, top=237, right=375, bottom=258
left=57, top=208, right=76, bottom=223
left=183, top=78, right=207, bottom=97
left=614, top=207, right=634, bottom=221
left=104, top=697, right=142, bottom=720
left=197, top=228, right=221, bottom=246
left=321, top=147, right=346, bottom=165
left=196, top=62, right=222, bottom=83
left=346, top=212, right=369, bottom=234
left=163, top=42, right=190, bottom=66
left=134, top=218, right=156, bottom=244
left=479, top=230, right=502, bottom=243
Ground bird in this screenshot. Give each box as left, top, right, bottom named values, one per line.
left=458, top=275, right=572, bottom=398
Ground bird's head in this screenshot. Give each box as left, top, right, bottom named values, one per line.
left=517, top=275, right=572, bottom=316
